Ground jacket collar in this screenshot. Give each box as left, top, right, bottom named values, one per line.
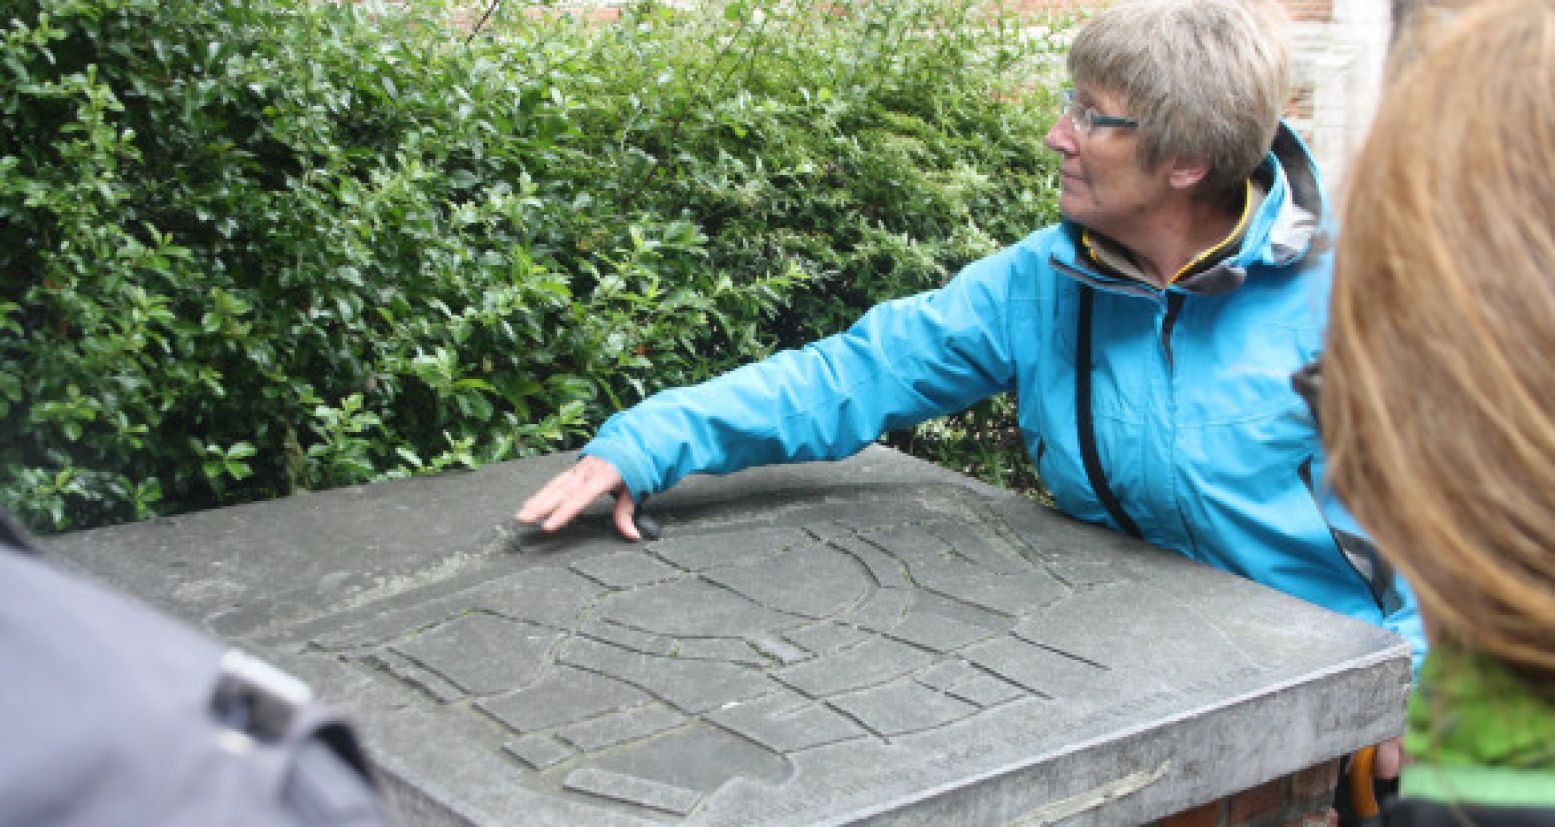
left=1401, top=642, right=1555, bottom=810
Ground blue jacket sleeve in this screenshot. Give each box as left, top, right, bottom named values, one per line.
left=580, top=254, right=1021, bottom=500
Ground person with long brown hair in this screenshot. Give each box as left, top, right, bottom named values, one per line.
left=1323, top=0, right=1555, bottom=821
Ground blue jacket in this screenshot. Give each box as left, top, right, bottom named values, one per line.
left=584, top=123, right=1425, bottom=668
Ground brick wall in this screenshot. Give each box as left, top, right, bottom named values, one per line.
left=1282, top=0, right=1336, bottom=21
left=1022, top=0, right=1335, bottom=22
left=906, top=0, right=1335, bottom=22
left=987, top=0, right=1089, bottom=10
left=1157, top=759, right=1340, bottom=827
left=529, top=0, right=1338, bottom=23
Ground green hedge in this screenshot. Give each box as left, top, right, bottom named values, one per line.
left=1, top=0, right=1068, bottom=532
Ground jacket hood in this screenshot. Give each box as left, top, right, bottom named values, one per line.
left=1258, top=120, right=1325, bottom=267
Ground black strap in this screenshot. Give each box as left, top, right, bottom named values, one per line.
left=1076, top=285, right=1143, bottom=539
left=1297, top=458, right=1402, bottom=615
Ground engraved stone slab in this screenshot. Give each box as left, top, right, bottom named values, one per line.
left=504, top=735, right=574, bottom=771
left=478, top=667, right=647, bottom=734
left=706, top=687, right=869, bottom=753
left=554, top=704, right=687, bottom=752
left=391, top=612, right=560, bottom=696
left=46, top=446, right=1411, bottom=825
left=563, top=767, right=704, bottom=816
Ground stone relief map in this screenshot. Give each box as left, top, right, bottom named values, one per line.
left=292, top=489, right=1267, bottom=821
left=48, top=452, right=1410, bottom=825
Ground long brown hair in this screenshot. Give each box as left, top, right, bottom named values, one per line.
left=1324, top=0, right=1555, bottom=686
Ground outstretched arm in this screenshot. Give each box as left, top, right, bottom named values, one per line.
left=518, top=247, right=1024, bottom=539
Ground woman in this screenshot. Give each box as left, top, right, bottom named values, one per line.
left=1323, top=0, right=1555, bottom=822
left=519, top=0, right=1425, bottom=672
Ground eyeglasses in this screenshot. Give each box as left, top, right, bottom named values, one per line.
left=1061, top=89, right=1139, bottom=136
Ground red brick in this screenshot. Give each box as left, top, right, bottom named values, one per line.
left=996, top=0, right=1090, bottom=11
left=1279, top=808, right=1338, bottom=827
left=1227, top=778, right=1287, bottom=825
left=1290, top=760, right=1341, bottom=800
left=1162, top=801, right=1223, bottom=827
left=990, top=0, right=1337, bottom=23
left=1284, top=84, right=1316, bottom=120
left=1282, top=0, right=1335, bottom=23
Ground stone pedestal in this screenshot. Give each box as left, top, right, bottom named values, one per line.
left=46, top=447, right=1410, bottom=825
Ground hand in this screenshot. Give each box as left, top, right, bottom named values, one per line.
left=1373, top=736, right=1403, bottom=780
left=516, top=455, right=641, bottom=541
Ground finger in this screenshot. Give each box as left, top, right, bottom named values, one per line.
left=1374, top=737, right=1403, bottom=780
left=539, top=474, right=618, bottom=533
left=517, top=457, right=627, bottom=533
left=541, top=458, right=627, bottom=532
left=518, top=460, right=604, bottom=523
left=612, top=489, right=641, bottom=541
left=516, top=470, right=575, bottom=524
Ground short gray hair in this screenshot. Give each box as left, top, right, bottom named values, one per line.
left=1068, top=0, right=1292, bottom=198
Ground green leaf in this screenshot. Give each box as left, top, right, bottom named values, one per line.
left=0, top=0, right=1068, bottom=531
left=227, top=441, right=257, bottom=460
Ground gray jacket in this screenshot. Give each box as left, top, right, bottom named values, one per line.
left=0, top=512, right=393, bottom=826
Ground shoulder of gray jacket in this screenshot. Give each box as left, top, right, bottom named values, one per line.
left=0, top=516, right=395, bottom=827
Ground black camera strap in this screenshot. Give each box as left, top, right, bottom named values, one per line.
left=1076, top=284, right=1143, bottom=539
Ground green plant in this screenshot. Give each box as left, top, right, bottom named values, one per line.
left=884, top=393, right=1049, bottom=502
left=2, top=0, right=1069, bottom=531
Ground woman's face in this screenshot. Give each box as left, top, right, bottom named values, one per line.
left=1043, top=85, right=1173, bottom=239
